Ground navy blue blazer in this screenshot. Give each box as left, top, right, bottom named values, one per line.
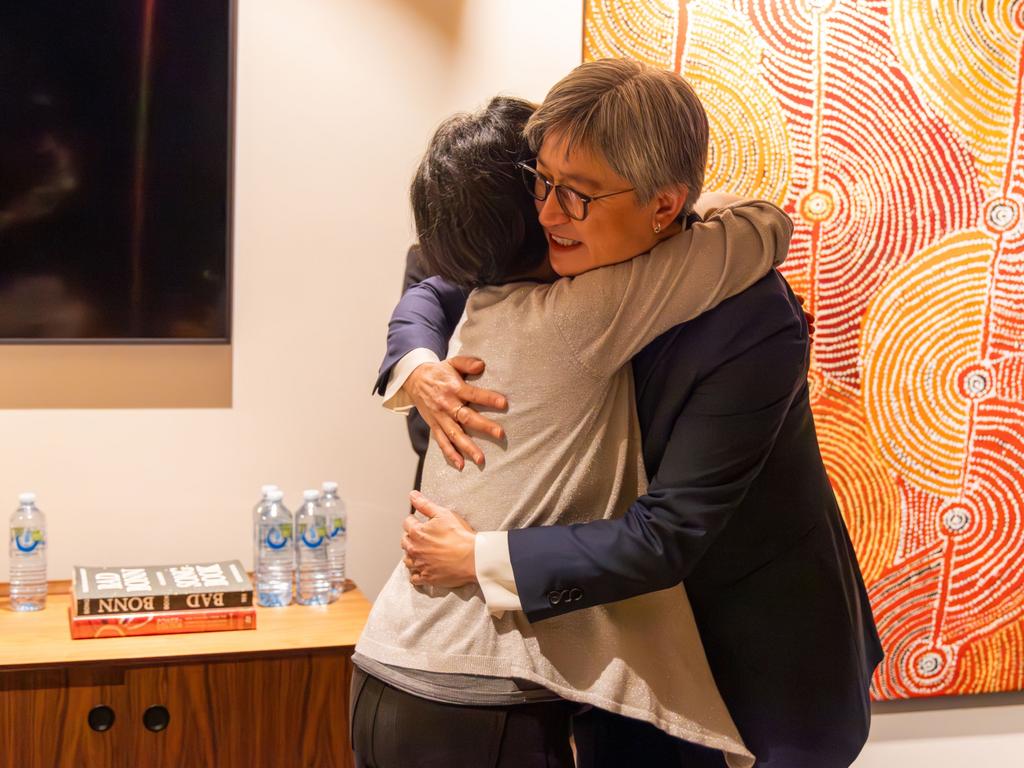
left=375, top=267, right=883, bottom=766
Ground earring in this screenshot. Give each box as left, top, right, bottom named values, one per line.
left=653, top=221, right=662, bottom=234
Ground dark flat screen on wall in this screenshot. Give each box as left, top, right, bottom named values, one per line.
left=0, top=1, right=233, bottom=342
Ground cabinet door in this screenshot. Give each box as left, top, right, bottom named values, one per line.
left=1, top=666, right=131, bottom=768
left=0, top=651, right=355, bottom=768
left=195, top=651, right=354, bottom=767
left=122, top=651, right=354, bottom=767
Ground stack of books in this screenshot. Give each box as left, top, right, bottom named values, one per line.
left=69, top=560, right=256, bottom=640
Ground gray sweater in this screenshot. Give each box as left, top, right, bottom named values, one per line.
left=358, top=202, right=792, bottom=767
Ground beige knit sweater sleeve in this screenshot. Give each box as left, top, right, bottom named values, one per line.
left=542, top=200, right=792, bottom=379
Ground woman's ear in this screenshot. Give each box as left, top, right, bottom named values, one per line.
left=653, top=186, right=688, bottom=227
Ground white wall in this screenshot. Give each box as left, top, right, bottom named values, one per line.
left=0, top=0, right=581, bottom=604
left=1, top=0, right=1018, bottom=762
left=855, top=692, right=1024, bottom=766
left=1, top=0, right=421, bottom=602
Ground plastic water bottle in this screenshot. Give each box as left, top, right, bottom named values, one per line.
left=295, top=489, right=330, bottom=606
left=254, top=488, right=294, bottom=607
left=321, top=481, right=347, bottom=600
left=9, top=492, right=47, bottom=611
left=253, top=484, right=278, bottom=527
left=252, top=483, right=278, bottom=585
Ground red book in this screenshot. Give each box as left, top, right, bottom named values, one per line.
left=69, top=606, right=256, bottom=640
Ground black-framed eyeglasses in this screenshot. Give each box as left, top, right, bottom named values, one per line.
left=517, top=161, right=635, bottom=221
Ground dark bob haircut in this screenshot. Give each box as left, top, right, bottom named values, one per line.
left=411, top=96, right=548, bottom=289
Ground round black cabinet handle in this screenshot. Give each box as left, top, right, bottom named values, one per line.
left=87, top=705, right=115, bottom=732
left=143, top=705, right=170, bottom=732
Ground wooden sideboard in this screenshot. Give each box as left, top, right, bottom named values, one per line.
left=0, top=584, right=372, bottom=768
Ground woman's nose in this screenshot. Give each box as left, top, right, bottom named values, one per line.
left=537, top=192, right=569, bottom=228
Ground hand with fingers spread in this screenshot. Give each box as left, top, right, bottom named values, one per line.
left=403, top=356, right=508, bottom=470
left=402, top=490, right=478, bottom=588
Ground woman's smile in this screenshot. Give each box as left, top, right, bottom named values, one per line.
left=548, top=232, right=581, bottom=250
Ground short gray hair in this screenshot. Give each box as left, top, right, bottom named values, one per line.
left=524, top=58, right=708, bottom=212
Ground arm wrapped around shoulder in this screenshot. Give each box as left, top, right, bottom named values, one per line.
left=550, top=198, right=794, bottom=378
left=658, top=199, right=793, bottom=272
left=734, top=199, right=793, bottom=268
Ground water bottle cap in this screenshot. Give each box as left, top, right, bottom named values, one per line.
left=260, top=484, right=279, bottom=497
left=267, top=489, right=285, bottom=502
left=322, top=481, right=338, bottom=493
left=303, top=489, right=320, bottom=502
left=18, top=492, right=36, bottom=505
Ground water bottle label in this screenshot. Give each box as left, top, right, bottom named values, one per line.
left=11, top=527, right=44, bottom=553
left=328, top=518, right=347, bottom=538
left=263, top=523, right=292, bottom=550
left=298, top=523, right=326, bottom=548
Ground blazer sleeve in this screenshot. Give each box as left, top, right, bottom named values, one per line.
left=373, top=247, right=469, bottom=396
left=507, top=292, right=810, bottom=621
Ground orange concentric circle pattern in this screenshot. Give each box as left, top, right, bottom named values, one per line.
left=585, top=0, right=1024, bottom=699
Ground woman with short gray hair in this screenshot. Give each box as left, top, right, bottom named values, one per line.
left=524, top=57, right=708, bottom=214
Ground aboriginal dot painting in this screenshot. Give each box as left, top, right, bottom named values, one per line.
left=584, top=0, right=1024, bottom=699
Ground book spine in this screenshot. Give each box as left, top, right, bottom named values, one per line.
left=76, top=589, right=254, bottom=616
left=69, top=608, right=256, bottom=639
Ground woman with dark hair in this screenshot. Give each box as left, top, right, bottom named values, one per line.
left=407, top=97, right=551, bottom=288
left=351, top=90, right=791, bottom=767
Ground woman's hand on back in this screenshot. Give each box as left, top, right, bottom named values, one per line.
left=402, top=491, right=478, bottom=588
left=404, top=356, right=508, bottom=470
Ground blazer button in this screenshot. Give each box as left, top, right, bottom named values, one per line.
left=548, top=591, right=562, bottom=606
left=569, top=588, right=583, bottom=602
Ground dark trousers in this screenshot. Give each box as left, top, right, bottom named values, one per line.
left=350, top=667, right=576, bottom=768
left=573, top=707, right=726, bottom=768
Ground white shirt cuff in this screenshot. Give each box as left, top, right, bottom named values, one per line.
left=475, top=531, right=522, bottom=618
left=382, top=348, right=441, bottom=412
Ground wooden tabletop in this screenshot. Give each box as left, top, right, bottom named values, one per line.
left=0, top=587, right=372, bottom=672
